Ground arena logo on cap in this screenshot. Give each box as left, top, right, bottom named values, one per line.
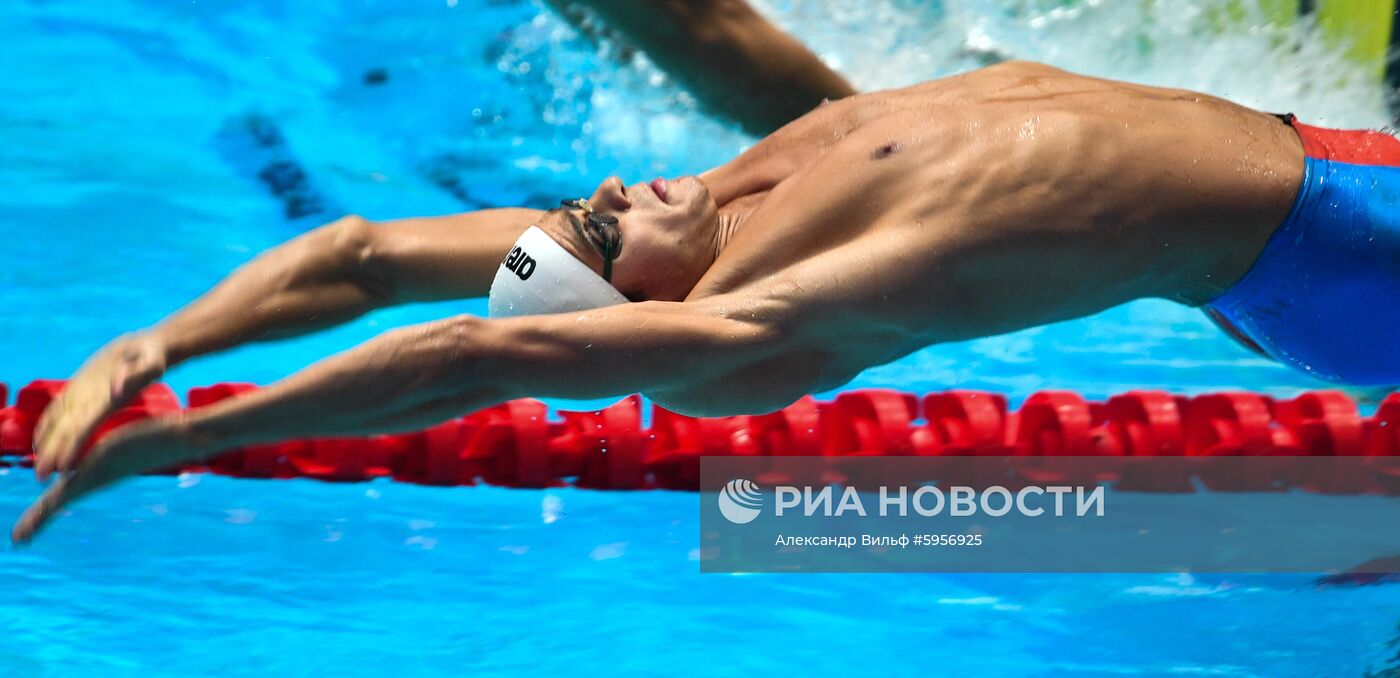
left=503, top=246, right=536, bottom=280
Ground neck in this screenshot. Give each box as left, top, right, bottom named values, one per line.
left=712, top=194, right=764, bottom=261
left=712, top=210, right=740, bottom=261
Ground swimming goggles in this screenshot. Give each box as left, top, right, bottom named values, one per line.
left=561, top=198, right=622, bottom=282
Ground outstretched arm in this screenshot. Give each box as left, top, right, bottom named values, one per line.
left=552, top=0, right=856, bottom=135
left=154, top=208, right=542, bottom=361
left=15, top=296, right=788, bottom=543
left=32, top=208, right=540, bottom=481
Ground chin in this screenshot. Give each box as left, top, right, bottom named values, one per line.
left=672, top=175, right=701, bottom=197
left=680, top=178, right=717, bottom=213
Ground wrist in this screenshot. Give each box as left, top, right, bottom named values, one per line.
left=102, top=411, right=210, bottom=472
left=143, top=326, right=185, bottom=367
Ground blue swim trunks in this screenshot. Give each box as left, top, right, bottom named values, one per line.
left=1207, top=116, right=1400, bottom=385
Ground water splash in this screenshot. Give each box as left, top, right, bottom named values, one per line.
left=499, top=0, right=1389, bottom=186
left=753, top=0, right=1390, bottom=127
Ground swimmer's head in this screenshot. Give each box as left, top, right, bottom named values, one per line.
left=548, top=175, right=720, bottom=302
left=487, top=175, right=720, bottom=318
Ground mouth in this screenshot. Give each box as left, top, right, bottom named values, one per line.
left=649, top=177, right=669, bottom=203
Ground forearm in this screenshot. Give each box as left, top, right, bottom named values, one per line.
left=152, top=216, right=385, bottom=364
left=557, top=0, right=855, bottom=135
left=178, top=316, right=504, bottom=451
left=498, top=300, right=780, bottom=399
left=175, top=300, right=781, bottom=454
left=681, top=0, right=857, bottom=127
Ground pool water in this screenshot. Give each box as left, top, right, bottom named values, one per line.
left=3, top=0, right=1399, bottom=674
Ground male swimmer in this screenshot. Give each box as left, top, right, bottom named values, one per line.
left=14, top=62, right=1400, bottom=542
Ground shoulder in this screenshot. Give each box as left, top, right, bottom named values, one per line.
left=978, top=60, right=1070, bottom=77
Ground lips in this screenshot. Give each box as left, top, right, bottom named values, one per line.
left=650, top=177, right=669, bottom=203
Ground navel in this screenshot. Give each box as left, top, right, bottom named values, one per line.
left=870, top=141, right=903, bottom=160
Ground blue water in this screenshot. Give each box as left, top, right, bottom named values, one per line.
left=3, top=0, right=1399, bottom=675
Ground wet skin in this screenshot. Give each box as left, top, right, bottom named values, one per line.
left=16, top=62, right=1303, bottom=542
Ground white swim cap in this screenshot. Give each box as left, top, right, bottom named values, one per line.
left=488, top=225, right=628, bottom=318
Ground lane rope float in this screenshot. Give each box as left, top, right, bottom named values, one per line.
left=0, top=380, right=1397, bottom=492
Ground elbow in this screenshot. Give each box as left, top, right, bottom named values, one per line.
left=324, top=214, right=393, bottom=298
left=380, top=314, right=512, bottom=401
left=423, top=313, right=497, bottom=375
left=707, top=294, right=795, bottom=347
left=327, top=214, right=376, bottom=265
left=723, top=315, right=786, bottom=357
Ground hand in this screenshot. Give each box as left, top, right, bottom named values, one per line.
left=13, top=416, right=194, bottom=546
left=33, top=333, right=168, bottom=481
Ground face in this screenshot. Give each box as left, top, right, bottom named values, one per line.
left=551, top=175, right=721, bottom=302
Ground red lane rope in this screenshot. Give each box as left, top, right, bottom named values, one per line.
left=0, top=380, right=1397, bottom=491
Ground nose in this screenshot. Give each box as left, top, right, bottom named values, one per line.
left=591, top=176, right=631, bottom=212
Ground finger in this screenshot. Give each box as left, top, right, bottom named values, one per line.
left=32, top=428, right=51, bottom=483
left=11, top=459, right=119, bottom=546
left=13, top=434, right=142, bottom=545
left=63, top=404, right=117, bottom=470
left=60, top=370, right=154, bottom=476
left=33, top=405, right=54, bottom=453
left=112, top=350, right=149, bottom=401
left=11, top=478, right=66, bottom=544
left=34, top=388, right=85, bottom=480
left=34, top=410, right=69, bottom=482
left=111, top=361, right=131, bottom=401
left=33, top=391, right=65, bottom=450
left=31, top=398, right=67, bottom=482
left=11, top=475, right=79, bottom=546
left=47, top=399, right=108, bottom=478
left=49, top=429, right=83, bottom=478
